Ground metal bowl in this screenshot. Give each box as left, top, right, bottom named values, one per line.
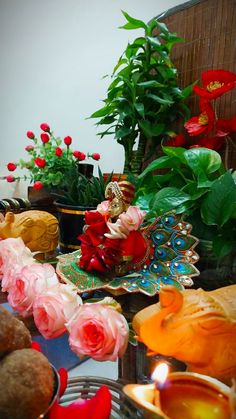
left=38, top=365, right=60, bottom=418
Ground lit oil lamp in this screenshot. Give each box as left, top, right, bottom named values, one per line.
left=123, top=362, right=234, bottom=419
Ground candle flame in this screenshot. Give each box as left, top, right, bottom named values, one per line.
left=151, top=362, right=169, bottom=385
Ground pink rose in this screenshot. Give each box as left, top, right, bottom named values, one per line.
left=0, top=238, right=35, bottom=291
left=96, top=200, right=110, bottom=216
left=119, top=206, right=146, bottom=231
left=67, top=304, right=129, bottom=361
left=7, top=263, right=58, bottom=317
left=33, top=283, right=82, bottom=339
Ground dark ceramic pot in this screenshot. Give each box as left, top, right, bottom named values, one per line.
left=55, top=202, right=95, bottom=254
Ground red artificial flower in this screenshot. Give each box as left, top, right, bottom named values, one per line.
left=120, top=230, right=147, bottom=266
left=34, top=157, right=46, bottom=168
left=5, top=175, right=15, bottom=183
left=91, top=153, right=101, bottom=161
left=33, top=181, right=44, bottom=190
left=184, top=99, right=215, bottom=136
left=64, top=136, right=72, bottom=146
left=193, top=69, right=236, bottom=100
left=190, top=136, right=225, bottom=151
left=55, top=147, right=63, bottom=157
left=40, top=133, right=50, bottom=143
left=26, top=131, right=35, bottom=139
left=165, top=133, right=186, bottom=147
left=216, top=117, right=236, bottom=135
left=7, top=162, right=17, bottom=171
left=25, top=145, right=34, bottom=152
left=40, top=123, right=50, bottom=132
left=73, top=150, right=86, bottom=161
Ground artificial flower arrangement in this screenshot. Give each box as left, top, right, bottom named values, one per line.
left=166, top=69, right=236, bottom=151
left=3, top=123, right=109, bottom=207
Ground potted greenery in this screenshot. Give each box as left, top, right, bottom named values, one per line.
left=90, top=11, right=192, bottom=175
left=4, top=123, right=109, bottom=252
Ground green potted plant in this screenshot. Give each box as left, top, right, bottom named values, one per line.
left=90, top=11, right=192, bottom=175
left=4, top=123, right=109, bottom=252
left=134, top=146, right=236, bottom=269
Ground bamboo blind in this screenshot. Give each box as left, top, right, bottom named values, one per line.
left=157, top=0, right=236, bottom=168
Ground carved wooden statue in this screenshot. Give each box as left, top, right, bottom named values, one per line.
left=133, top=285, right=236, bottom=383
left=0, top=210, right=59, bottom=255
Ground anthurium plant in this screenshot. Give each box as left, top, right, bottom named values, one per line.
left=90, top=11, right=192, bottom=175
left=134, top=146, right=236, bottom=258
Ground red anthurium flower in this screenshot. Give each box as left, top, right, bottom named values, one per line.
left=64, top=136, right=72, bottom=146
left=5, top=175, right=15, bottom=182
left=73, top=150, right=86, bottom=161
left=165, top=133, right=186, bottom=147
left=193, top=69, right=236, bottom=100
left=25, top=145, right=34, bottom=152
left=40, top=133, right=50, bottom=143
left=217, top=117, right=236, bottom=135
left=40, top=123, right=50, bottom=132
left=91, top=153, right=101, bottom=161
left=27, top=131, right=35, bottom=139
left=184, top=99, right=215, bottom=136
left=55, top=147, right=63, bottom=157
left=7, top=162, right=17, bottom=171
left=34, top=157, right=46, bottom=168
left=190, top=136, right=225, bottom=151
left=33, top=181, right=44, bottom=190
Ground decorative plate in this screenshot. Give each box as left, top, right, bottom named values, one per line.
left=56, top=213, right=200, bottom=297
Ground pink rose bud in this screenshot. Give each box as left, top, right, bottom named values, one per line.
left=33, top=181, right=44, bottom=190
left=25, top=145, right=34, bottom=152
left=6, top=175, right=15, bottom=183
left=55, top=147, right=63, bottom=157
left=34, top=157, right=46, bottom=168
left=91, top=153, right=101, bottom=161
left=7, top=162, right=17, bottom=171
left=73, top=150, right=86, bottom=161
left=40, top=123, right=50, bottom=132
left=64, top=136, right=72, bottom=146
left=40, top=133, right=50, bottom=143
left=26, top=131, right=35, bottom=139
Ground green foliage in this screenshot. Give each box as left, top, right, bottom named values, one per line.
left=134, top=147, right=236, bottom=258
left=90, top=11, right=192, bottom=174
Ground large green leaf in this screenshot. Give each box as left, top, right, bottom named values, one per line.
left=115, top=127, right=133, bottom=139
left=150, top=187, right=191, bottom=214
left=120, top=11, right=147, bottom=30
left=162, top=146, right=187, bottom=163
left=138, top=120, right=165, bottom=138
left=184, top=148, right=222, bottom=175
left=201, top=171, right=236, bottom=227
left=139, top=155, right=175, bottom=178
left=134, top=102, right=145, bottom=118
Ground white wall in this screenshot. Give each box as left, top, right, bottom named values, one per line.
left=0, top=0, right=185, bottom=197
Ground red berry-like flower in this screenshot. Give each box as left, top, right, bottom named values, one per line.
left=55, top=147, right=63, bottom=157
left=73, top=150, right=86, bottom=161
left=40, top=133, right=50, bottom=143
left=33, top=181, right=44, bottom=190
left=91, top=153, right=101, bottom=161
left=34, top=157, right=46, bottom=168
left=7, top=162, right=17, bottom=171
left=27, top=131, right=35, bottom=139
left=40, top=123, right=50, bottom=132
left=25, top=145, right=34, bottom=152
left=5, top=175, right=15, bottom=183
left=64, top=136, right=72, bottom=146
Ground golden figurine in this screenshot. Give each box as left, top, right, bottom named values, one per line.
left=133, top=285, right=236, bottom=383
left=0, top=210, right=59, bottom=256
left=105, top=180, right=135, bottom=219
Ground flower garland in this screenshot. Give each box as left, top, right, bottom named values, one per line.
left=0, top=237, right=129, bottom=362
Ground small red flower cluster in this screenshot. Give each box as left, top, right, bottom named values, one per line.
left=5, top=123, right=101, bottom=189
left=166, top=70, right=236, bottom=151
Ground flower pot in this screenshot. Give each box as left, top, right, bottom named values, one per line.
left=28, top=186, right=58, bottom=215
left=55, top=202, right=95, bottom=254
left=76, top=163, right=94, bottom=178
